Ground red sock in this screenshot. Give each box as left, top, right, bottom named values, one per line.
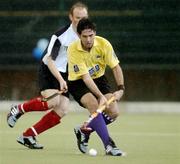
left=23, top=110, right=61, bottom=137
left=18, top=97, right=48, bottom=113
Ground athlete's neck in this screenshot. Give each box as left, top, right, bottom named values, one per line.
left=71, top=24, right=77, bottom=34
left=81, top=43, right=91, bottom=52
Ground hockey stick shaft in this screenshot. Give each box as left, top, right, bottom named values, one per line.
left=87, top=96, right=115, bottom=123
left=41, top=90, right=64, bottom=102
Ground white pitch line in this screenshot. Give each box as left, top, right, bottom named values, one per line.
left=1, top=101, right=180, bottom=113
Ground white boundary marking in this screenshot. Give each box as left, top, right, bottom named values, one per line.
left=0, top=101, right=180, bottom=113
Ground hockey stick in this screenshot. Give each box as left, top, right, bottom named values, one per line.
left=41, top=90, right=64, bottom=102
left=86, top=96, right=115, bottom=124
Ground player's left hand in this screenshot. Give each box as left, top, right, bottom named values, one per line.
left=113, top=90, right=124, bottom=101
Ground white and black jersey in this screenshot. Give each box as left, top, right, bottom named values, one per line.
left=38, top=24, right=78, bottom=95
left=42, top=24, right=79, bottom=73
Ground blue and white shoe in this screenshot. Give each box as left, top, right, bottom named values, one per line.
left=17, top=135, right=43, bottom=149
left=74, top=126, right=90, bottom=153
left=7, top=105, right=22, bottom=128
left=106, top=145, right=124, bottom=156
left=106, top=137, right=126, bottom=156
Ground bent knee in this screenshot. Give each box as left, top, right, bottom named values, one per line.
left=54, top=107, right=69, bottom=118
left=53, top=96, right=69, bottom=118
left=113, top=111, right=120, bottom=119
left=106, top=109, right=120, bottom=119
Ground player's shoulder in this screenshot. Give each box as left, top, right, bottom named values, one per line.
left=95, top=36, right=112, bottom=46
left=67, top=39, right=79, bottom=52
left=54, top=24, right=71, bottom=37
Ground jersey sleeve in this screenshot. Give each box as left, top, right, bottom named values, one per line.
left=42, top=35, right=61, bottom=64
left=67, top=44, right=88, bottom=81
left=104, top=40, right=119, bottom=68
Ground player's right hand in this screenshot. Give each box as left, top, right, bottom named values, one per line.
left=59, top=80, right=68, bottom=93
left=113, top=90, right=124, bottom=101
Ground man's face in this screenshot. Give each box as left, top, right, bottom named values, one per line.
left=79, top=29, right=96, bottom=51
left=69, top=7, right=88, bottom=28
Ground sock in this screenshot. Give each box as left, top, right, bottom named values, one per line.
left=23, top=110, right=61, bottom=137
left=87, top=113, right=110, bottom=148
left=102, top=111, right=115, bottom=125
left=81, top=112, right=115, bottom=134
left=18, top=96, right=48, bottom=113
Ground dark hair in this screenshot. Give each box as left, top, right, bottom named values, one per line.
left=77, top=18, right=96, bottom=34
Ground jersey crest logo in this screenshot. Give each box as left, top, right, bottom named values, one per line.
left=95, top=64, right=100, bottom=71
left=73, top=65, right=79, bottom=72
left=88, top=65, right=100, bottom=76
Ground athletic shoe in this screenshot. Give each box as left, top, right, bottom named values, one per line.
left=74, top=126, right=90, bottom=153
left=106, top=138, right=125, bottom=156
left=106, top=145, right=124, bottom=156
left=7, top=105, right=23, bottom=128
left=108, top=137, right=116, bottom=147
left=17, top=135, right=43, bottom=149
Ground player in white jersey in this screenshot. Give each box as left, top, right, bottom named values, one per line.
left=7, top=2, right=88, bottom=149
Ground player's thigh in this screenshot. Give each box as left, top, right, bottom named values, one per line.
left=104, top=93, right=120, bottom=118
left=80, top=93, right=99, bottom=114
left=68, top=79, right=99, bottom=113
left=69, top=79, right=92, bottom=104
left=41, top=89, right=61, bottom=108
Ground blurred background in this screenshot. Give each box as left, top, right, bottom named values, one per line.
left=0, top=0, right=179, bottom=101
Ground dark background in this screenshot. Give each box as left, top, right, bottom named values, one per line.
left=0, top=0, right=179, bottom=101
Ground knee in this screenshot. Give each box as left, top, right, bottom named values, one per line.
left=53, top=96, right=69, bottom=118
left=87, top=100, right=98, bottom=109
left=112, top=110, right=120, bottom=119
left=106, top=107, right=120, bottom=120
left=82, top=100, right=98, bottom=114
left=55, top=107, right=68, bottom=118
left=49, top=96, right=60, bottom=109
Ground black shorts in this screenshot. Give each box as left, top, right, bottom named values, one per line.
left=68, top=75, right=111, bottom=106
left=38, top=62, right=69, bottom=98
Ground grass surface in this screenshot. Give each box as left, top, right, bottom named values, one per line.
left=0, top=111, right=180, bottom=164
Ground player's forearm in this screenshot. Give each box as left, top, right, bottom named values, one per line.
left=82, top=74, right=103, bottom=98
left=112, top=65, right=125, bottom=101
left=46, top=56, right=64, bottom=83
left=112, top=65, right=125, bottom=89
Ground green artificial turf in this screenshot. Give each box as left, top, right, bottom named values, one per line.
left=0, top=110, right=179, bottom=164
